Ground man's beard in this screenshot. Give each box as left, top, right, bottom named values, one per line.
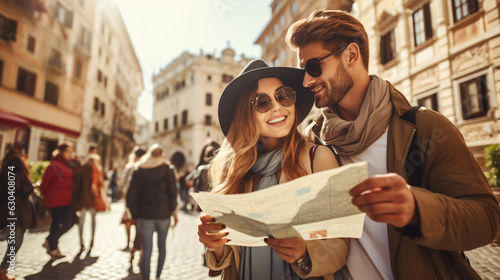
left=315, top=62, right=354, bottom=108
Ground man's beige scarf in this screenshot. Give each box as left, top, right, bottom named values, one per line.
left=320, top=75, right=392, bottom=155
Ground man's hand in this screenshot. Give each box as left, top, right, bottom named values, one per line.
left=350, top=173, right=418, bottom=228
left=171, top=213, right=179, bottom=228
left=264, top=237, right=307, bottom=263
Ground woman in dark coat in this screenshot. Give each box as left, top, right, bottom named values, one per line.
left=0, top=150, right=36, bottom=280
left=126, top=144, right=178, bottom=280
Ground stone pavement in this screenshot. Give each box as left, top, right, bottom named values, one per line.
left=1, top=201, right=500, bottom=279
left=0, top=201, right=212, bottom=280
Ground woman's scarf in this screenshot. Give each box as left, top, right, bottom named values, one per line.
left=239, top=149, right=299, bottom=280
left=320, top=75, right=392, bottom=155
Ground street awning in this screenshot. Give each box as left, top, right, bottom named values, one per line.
left=0, top=109, right=30, bottom=128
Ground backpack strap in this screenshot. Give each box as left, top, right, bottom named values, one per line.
left=309, top=145, right=343, bottom=173
left=401, top=106, right=422, bottom=187
left=400, top=106, right=470, bottom=264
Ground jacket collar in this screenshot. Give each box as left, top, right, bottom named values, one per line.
left=136, top=157, right=167, bottom=169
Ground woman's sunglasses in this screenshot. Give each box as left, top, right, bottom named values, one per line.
left=303, top=44, right=350, bottom=77
left=251, top=87, right=296, bottom=113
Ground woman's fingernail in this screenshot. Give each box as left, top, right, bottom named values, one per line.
left=226, top=239, right=231, bottom=242
left=264, top=238, right=268, bottom=242
left=221, top=224, right=226, bottom=229
left=225, top=232, right=229, bottom=236
left=212, top=218, right=216, bottom=222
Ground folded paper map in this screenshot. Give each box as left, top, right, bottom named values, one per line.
left=191, top=161, right=368, bottom=246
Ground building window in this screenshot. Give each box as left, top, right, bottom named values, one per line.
left=452, top=0, right=478, bottom=22
left=57, top=3, right=74, bottom=28
left=207, top=75, right=212, bottom=81
left=282, top=50, right=287, bottom=64
left=108, top=33, right=112, bottom=44
left=460, top=75, right=488, bottom=120
left=380, top=30, right=395, bottom=64
left=0, top=14, right=17, bottom=41
left=104, top=77, right=108, bottom=88
left=78, top=27, right=91, bottom=50
left=100, top=102, right=105, bottom=117
left=174, top=115, right=178, bottom=128
left=182, top=110, right=188, bottom=126
left=413, top=3, right=432, bottom=46
left=417, top=94, right=438, bottom=111
left=16, top=68, right=36, bottom=96
left=44, top=82, right=59, bottom=105
left=274, top=23, right=279, bottom=35
left=205, top=115, right=212, bottom=125
left=27, top=35, right=35, bottom=53
left=97, top=70, right=102, bottom=82
left=48, top=49, right=62, bottom=68
left=74, top=59, right=82, bottom=79
left=222, top=74, right=233, bottom=83
left=155, top=121, right=159, bottom=132
left=93, top=97, right=99, bottom=111
left=79, top=0, right=85, bottom=8
left=0, top=60, right=3, bottom=85
left=164, top=118, right=168, bottom=130
left=176, top=131, right=180, bottom=140
left=206, top=93, right=212, bottom=106
left=281, top=15, right=286, bottom=26
left=291, top=1, right=298, bottom=14
left=265, top=35, right=270, bottom=45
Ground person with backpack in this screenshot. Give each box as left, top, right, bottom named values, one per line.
left=286, top=10, right=500, bottom=279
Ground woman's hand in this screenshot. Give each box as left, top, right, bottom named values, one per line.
left=265, top=237, right=307, bottom=263
left=171, top=213, right=179, bottom=228
left=197, top=213, right=230, bottom=260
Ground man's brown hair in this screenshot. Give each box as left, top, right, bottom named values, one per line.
left=286, top=10, right=370, bottom=70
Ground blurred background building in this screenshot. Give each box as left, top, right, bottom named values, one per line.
left=255, top=0, right=500, bottom=168
left=151, top=47, right=252, bottom=172
left=0, top=0, right=143, bottom=170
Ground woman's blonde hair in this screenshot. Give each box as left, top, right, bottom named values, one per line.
left=210, top=80, right=307, bottom=194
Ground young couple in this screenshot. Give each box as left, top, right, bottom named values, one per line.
left=198, top=10, right=500, bottom=280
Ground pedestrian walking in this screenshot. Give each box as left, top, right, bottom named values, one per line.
left=72, top=154, right=107, bottom=252
left=0, top=150, right=36, bottom=280
left=107, top=167, right=119, bottom=202
left=120, top=146, right=146, bottom=263
left=198, top=60, right=347, bottom=279
left=126, top=144, right=178, bottom=280
left=39, top=142, right=75, bottom=260
left=286, top=10, right=500, bottom=279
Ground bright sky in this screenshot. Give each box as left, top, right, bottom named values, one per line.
left=116, top=0, right=273, bottom=120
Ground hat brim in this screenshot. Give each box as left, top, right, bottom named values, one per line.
left=218, top=66, right=314, bottom=136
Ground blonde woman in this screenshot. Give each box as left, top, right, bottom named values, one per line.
left=197, top=60, right=347, bottom=279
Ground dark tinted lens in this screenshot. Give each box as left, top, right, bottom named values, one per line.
left=276, top=87, right=296, bottom=107
left=253, top=93, right=272, bottom=113
left=305, top=58, right=321, bottom=77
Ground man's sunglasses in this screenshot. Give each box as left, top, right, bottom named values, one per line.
left=303, top=44, right=350, bottom=77
left=251, top=86, right=296, bottom=113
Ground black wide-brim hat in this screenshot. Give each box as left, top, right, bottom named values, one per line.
left=218, top=59, right=314, bottom=136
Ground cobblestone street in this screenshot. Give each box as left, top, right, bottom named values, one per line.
left=0, top=201, right=211, bottom=280
left=1, top=201, right=500, bottom=279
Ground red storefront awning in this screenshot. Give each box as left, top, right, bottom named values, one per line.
left=0, top=109, right=80, bottom=138
left=0, top=109, right=30, bottom=128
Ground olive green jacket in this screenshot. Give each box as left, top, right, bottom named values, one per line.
left=305, top=82, right=500, bottom=279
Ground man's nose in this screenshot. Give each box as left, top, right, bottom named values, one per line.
left=303, top=72, right=316, bottom=88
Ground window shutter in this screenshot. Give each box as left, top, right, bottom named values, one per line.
left=424, top=3, right=433, bottom=40
left=7, top=19, right=17, bottom=41
left=65, top=10, right=73, bottom=28
left=27, top=71, right=36, bottom=96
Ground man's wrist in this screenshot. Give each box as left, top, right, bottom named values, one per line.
left=294, top=251, right=312, bottom=274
